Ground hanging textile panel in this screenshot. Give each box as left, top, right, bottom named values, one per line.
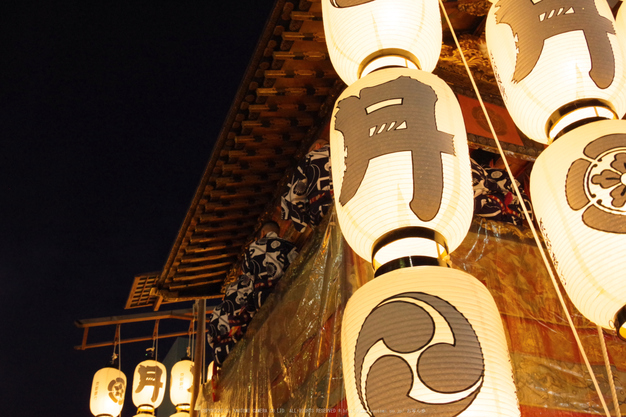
left=197, top=215, right=626, bottom=417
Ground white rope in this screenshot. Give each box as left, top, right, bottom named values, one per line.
left=437, top=2, right=611, bottom=415
left=117, top=325, right=122, bottom=371
left=598, top=326, right=622, bottom=417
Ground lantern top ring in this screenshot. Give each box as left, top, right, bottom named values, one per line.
left=372, top=227, right=449, bottom=260
left=358, top=49, right=421, bottom=80
left=546, top=99, right=617, bottom=142
left=136, top=405, right=156, bottom=415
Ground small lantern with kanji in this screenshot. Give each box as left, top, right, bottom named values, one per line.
left=170, top=358, right=193, bottom=414
left=131, top=359, right=167, bottom=415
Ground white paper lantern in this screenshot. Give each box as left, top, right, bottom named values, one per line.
left=341, top=266, right=520, bottom=416
left=530, top=119, right=626, bottom=333
left=616, top=2, right=626, bottom=63
left=321, top=0, right=442, bottom=85
left=170, top=359, right=193, bottom=409
left=132, top=359, right=167, bottom=410
left=170, top=413, right=190, bottom=417
left=90, top=367, right=126, bottom=417
left=330, top=68, right=473, bottom=266
left=486, top=0, right=626, bottom=143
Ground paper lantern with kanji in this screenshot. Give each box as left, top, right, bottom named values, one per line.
left=485, top=0, right=626, bottom=143
left=321, top=0, right=442, bottom=85
left=90, top=367, right=126, bottom=417
left=341, top=266, right=520, bottom=416
left=330, top=67, right=473, bottom=267
left=132, top=360, right=167, bottom=410
left=530, top=119, right=626, bottom=335
left=170, top=359, right=193, bottom=410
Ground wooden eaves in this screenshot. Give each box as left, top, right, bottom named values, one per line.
left=126, top=0, right=546, bottom=311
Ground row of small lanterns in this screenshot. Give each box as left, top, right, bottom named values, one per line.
left=321, top=0, right=626, bottom=415
left=89, top=352, right=194, bottom=417
left=93, top=0, right=626, bottom=414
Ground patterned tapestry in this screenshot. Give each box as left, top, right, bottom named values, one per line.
left=196, top=213, right=625, bottom=417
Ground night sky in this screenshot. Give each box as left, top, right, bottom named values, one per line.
left=1, top=1, right=271, bottom=415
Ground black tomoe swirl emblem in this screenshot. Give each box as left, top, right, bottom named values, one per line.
left=565, top=134, right=626, bottom=233
left=354, top=292, right=484, bottom=416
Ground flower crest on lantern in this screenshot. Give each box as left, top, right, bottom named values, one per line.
left=564, top=132, right=626, bottom=232
left=589, top=152, right=626, bottom=210
left=90, top=364, right=126, bottom=417
left=530, top=120, right=626, bottom=333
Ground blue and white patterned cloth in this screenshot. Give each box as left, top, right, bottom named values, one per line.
left=281, top=144, right=333, bottom=232
left=471, top=158, right=533, bottom=226
left=207, top=232, right=298, bottom=366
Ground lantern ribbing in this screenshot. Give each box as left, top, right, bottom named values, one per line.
left=439, top=1, right=612, bottom=414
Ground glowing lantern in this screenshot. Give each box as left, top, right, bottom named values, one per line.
left=329, top=67, right=473, bottom=268
left=530, top=119, right=626, bottom=335
left=342, top=266, right=519, bottom=416
left=485, top=0, right=626, bottom=143
left=321, top=0, right=442, bottom=85
left=90, top=367, right=126, bottom=417
left=132, top=359, right=167, bottom=414
left=170, top=358, right=193, bottom=412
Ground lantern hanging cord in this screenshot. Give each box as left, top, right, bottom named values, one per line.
left=113, top=324, right=121, bottom=371
left=437, top=1, right=611, bottom=415
left=202, top=323, right=206, bottom=384
left=190, top=305, right=196, bottom=362
left=153, top=319, right=160, bottom=361
left=187, top=319, right=194, bottom=360
left=598, top=325, right=621, bottom=417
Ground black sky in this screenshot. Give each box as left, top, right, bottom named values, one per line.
left=1, top=1, right=271, bottom=415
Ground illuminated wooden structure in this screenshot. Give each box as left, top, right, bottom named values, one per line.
left=125, top=0, right=545, bottom=312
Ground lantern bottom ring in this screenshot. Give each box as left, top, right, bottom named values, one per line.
left=374, top=256, right=448, bottom=277
left=372, top=227, right=449, bottom=261
left=358, top=48, right=420, bottom=80
left=546, top=99, right=616, bottom=142
left=136, top=405, right=156, bottom=415
left=614, top=306, right=626, bottom=341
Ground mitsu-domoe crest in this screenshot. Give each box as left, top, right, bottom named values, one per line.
left=354, top=292, right=484, bottom=416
